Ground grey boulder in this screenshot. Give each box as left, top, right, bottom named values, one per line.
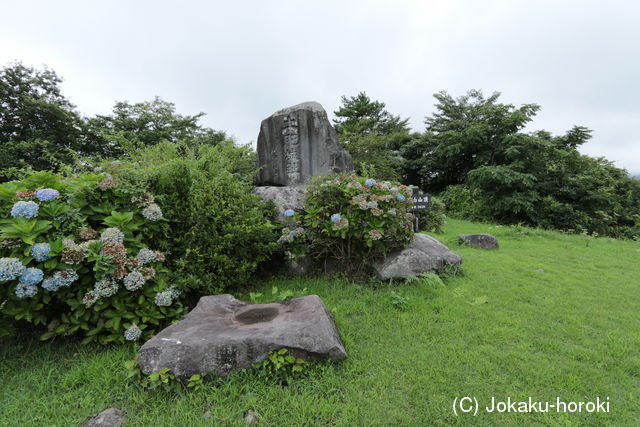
left=138, top=294, right=347, bottom=379
left=256, top=102, right=353, bottom=186
left=84, top=408, right=125, bottom=427
left=374, top=233, right=462, bottom=279
left=253, top=185, right=307, bottom=222
left=458, top=233, right=499, bottom=249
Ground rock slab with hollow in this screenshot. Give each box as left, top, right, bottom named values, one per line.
left=137, top=294, right=347, bottom=379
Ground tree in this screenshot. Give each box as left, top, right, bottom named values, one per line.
left=333, top=92, right=410, bottom=180
left=0, top=62, right=236, bottom=183
left=0, top=63, right=85, bottom=176
left=334, top=92, right=409, bottom=137
left=403, top=90, right=540, bottom=192
left=406, top=89, right=640, bottom=238
left=86, top=97, right=226, bottom=154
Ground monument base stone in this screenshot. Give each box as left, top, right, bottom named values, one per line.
left=253, top=185, right=307, bottom=222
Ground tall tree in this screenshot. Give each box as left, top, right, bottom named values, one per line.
left=403, top=90, right=540, bottom=192
left=0, top=63, right=85, bottom=175
left=333, top=92, right=410, bottom=180
left=404, top=89, right=640, bottom=238
left=86, top=97, right=226, bottom=153
left=334, top=92, right=409, bottom=137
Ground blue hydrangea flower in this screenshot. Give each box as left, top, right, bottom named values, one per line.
left=94, top=279, right=118, bottom=298
left=124, top=324, right=142, bottom=341
left=100, top=227, right=125, bottom=244
left=396, top=194, right=406, bottom=202
left=124, top=270, right=145, bottom=291
left=35, top=188, right=60, bottom=201
left=10, top=201, right=39, bottom=218
left=42, top=269, right=78, bottom=291
left=330, top=213, right=342, bottom=223
left=15, top=283, right=38, bottom=298
left=142, top=203, right=163, bottom=221
left=57, top=269, right=79, bottom=286
left=136, top=248, right=157, bottom=265
left=364, top=178, right=377, bottom=187
left=82, top=289, right=99, bottom=307
left=30, top=243, right=52, bottom=262
left=166, top=286, right=181, bottom=299
left=19, top=268, right=44, bottom=286
left=0, top=258, right=25, bottom=282
left=284, top=209, right=295, bottom=217
left=42, top=276, right=66, bottom=292
left=154, top=291, right=173, bottom=307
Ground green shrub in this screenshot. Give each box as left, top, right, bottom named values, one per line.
left=279, top=173, right=415, bottom=276
left=125, top=360, right=206, bottom=392
left=0, top=171, right=184, bottom=342
left=113, top=142, right=277, bottom=295
left=419, top=197, right=446, bottom=233
left=438, top=185, right=489, bottom=221
left=256, top=348, right=309, bottom=384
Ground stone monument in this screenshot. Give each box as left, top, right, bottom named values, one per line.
left=256, top=101, right=353, bottom=186
left=253, top=102, right=353, bottom=222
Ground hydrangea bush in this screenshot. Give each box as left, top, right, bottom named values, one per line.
left=279, top=173, right=416, bottom=276
left=0, top=171, right=184, bottom=343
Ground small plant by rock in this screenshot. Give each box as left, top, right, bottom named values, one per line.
left=389, top=291, right=409, bottom=310
left=255, top=348, right=309, bottom=385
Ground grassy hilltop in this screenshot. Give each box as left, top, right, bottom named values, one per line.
left=2, top=218, right=639, bottom=425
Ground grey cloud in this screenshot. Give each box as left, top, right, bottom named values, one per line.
left=1, top=0, right=638, bottom=173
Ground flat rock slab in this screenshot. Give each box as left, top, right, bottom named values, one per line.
left=138, top=294, right=347, bottom=379
left=84, top=407, right=125, bottom=427
left=374, top=233, right=462, bottom=279
left=253, top=185, right=307, bottom=222
left=458, top=233, right=499, bottom=249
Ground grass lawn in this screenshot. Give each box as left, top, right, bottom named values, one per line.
left=1, top=218, right=639, bottom=426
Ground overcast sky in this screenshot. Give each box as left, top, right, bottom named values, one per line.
left=2, top=0, right=639, bottom=174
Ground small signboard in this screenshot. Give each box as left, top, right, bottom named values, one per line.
left=410, top=189, right=431, bottom=212
left=410, top=188, right=431, bottom=231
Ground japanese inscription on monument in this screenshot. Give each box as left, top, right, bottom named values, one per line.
left=282, top=114, right=302, bottom=184
left=256, top=102, right=353, bottom=186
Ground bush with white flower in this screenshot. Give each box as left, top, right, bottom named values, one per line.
left=0, top=171, right=184, bottom=343
left=279, top=173, right=416, bottom=276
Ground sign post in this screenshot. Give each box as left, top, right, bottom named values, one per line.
left=410, top=188, right=431, bottom=232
